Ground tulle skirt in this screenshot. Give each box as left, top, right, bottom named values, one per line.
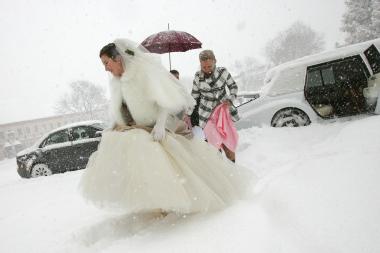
left=79, top=129, right=254, bottom=214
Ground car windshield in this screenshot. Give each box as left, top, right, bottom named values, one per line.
left=91, top=122, right=105, bottom=130
left=42, top=130, right=69, bottom=147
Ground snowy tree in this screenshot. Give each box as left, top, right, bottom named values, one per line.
left=232, top=57, right=268, bottom=91
left=372, top=0, right=380, bottom=37
left=341, top=0, right=380, bottom=45
left=55, top=80, right=108, bottom=118
left=232, top=56, right=261, bottom=75
left=265, top=21, right=325, bottom=66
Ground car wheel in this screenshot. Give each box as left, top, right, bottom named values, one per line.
left=271, top=108, right=311, bottom=127
left=30, top=163, right=53, bottom=178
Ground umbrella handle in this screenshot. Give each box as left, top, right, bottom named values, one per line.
left=168, top=23, right=171, bottom=70
left=169, top=50, right=172, bottom=71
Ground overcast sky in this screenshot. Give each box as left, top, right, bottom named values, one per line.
left=0, top=0, right=346, bottom=124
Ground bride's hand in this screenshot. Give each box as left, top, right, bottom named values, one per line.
left=152, top=123, right=165, bottom=141
left=183, top=114, right=192, bottom=129
left=152, top=107, right=168, bottom=141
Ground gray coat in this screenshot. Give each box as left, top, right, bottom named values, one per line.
left=191, top=67, right=240, bottom=128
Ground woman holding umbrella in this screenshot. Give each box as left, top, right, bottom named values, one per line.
left=79, top=38, right=254, bottom=217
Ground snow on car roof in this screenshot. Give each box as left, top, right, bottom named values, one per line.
left=26, top=120, right=104, bottom=151
left=262, top=38, right=380, bottom=96
left=52, top=120, right=104, bottom=132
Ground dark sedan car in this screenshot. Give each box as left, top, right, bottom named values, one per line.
left=16, top=121, right=104, bottom=178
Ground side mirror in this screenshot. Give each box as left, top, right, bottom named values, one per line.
left=95, top=131, right=102, bottom=138
left=35, top=149, right=42, bottom=156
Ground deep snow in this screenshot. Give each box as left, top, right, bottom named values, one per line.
left=1, top=115, right=380, bottom=253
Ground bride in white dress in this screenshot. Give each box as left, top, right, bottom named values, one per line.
left=79, top=39, right=254, bottom=215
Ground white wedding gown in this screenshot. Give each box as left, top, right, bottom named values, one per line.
left=79, top=38, right=254, bottom=214
left=79, top=129, right=252, bottom=214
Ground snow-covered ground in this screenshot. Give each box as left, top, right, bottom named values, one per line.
left=1, top=115, right=380, bottom=253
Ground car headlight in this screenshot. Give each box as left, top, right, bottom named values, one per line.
left=19, top=154, right=36, bottom=169
left=17, top=155, right=28, bottom=162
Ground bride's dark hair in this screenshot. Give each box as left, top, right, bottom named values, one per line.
left=99, top=43, right=120, bottom=59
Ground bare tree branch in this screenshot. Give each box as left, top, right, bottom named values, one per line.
left=55, top=80, right=108, bottom=118
left=265, top=21, right=325, bottom=66
left=341, top=0, right=380, bottom=45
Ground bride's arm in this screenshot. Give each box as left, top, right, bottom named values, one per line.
left=152, top=106, right=168, bottom=141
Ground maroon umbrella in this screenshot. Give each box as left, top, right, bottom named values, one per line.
left=141, top=30, right=202, bottom=70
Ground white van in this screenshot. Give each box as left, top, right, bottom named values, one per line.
left=237, top=38, right=380, bottom=128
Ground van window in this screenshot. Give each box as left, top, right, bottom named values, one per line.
left=333, top=58, right=368, bottom=84
left=306, top=70, right=323, bottom=88
left=321, top=67, right=335, bottom=85
left=364, top=44, right=380, bottom=74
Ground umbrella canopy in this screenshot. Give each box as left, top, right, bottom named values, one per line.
left=141, top=30, right=202, bottom=54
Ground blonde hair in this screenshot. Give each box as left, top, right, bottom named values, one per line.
left=199, top=50, right=216, bottom=61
